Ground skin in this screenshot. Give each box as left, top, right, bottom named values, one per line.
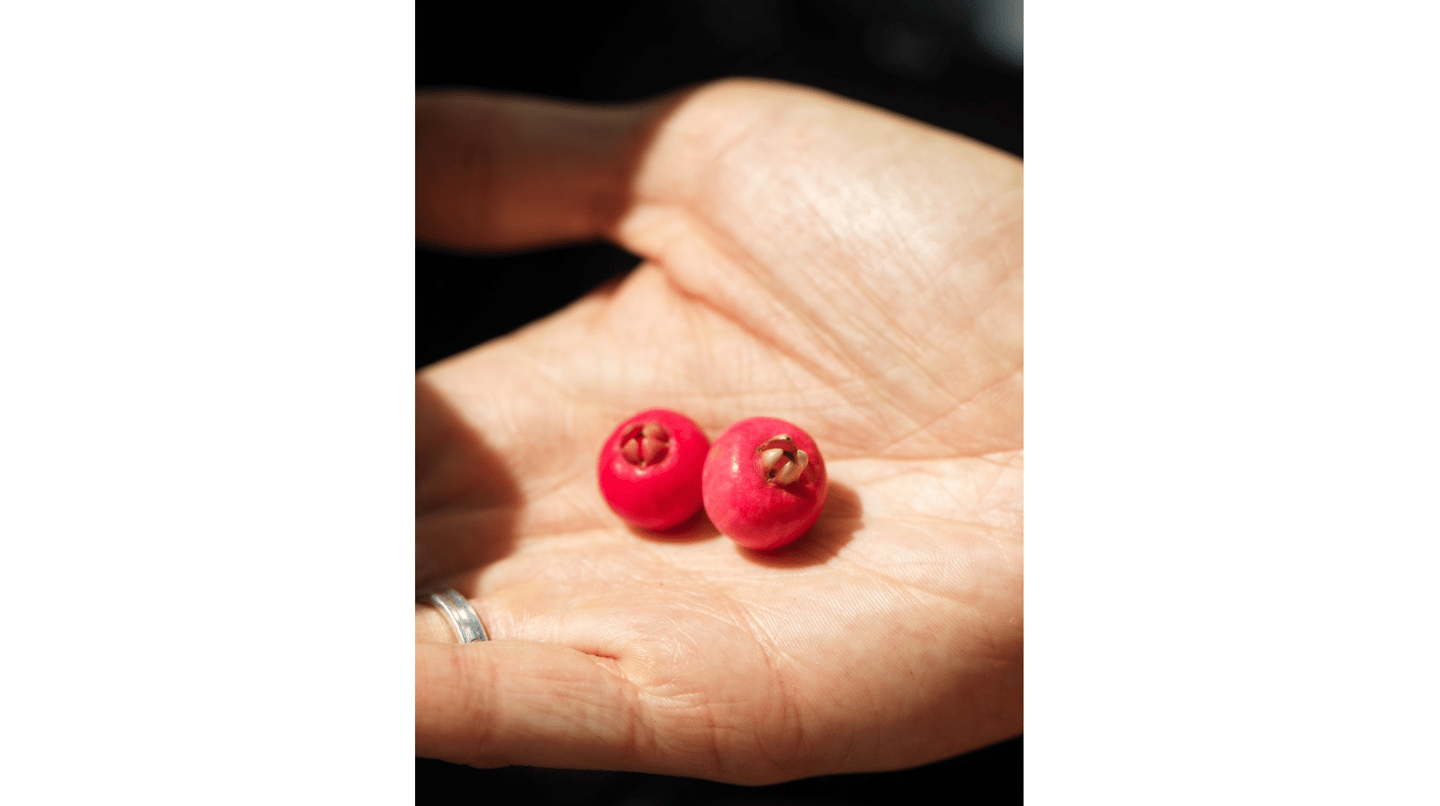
left=415, top=79, right=1022, bottom=785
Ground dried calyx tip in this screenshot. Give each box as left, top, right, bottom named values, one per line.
left=756, top=434, right=808, bottom=485
left=621, top=422, right=671, bottom=467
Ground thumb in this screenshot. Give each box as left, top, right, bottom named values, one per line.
left=416, top=90, right=673, bottom=252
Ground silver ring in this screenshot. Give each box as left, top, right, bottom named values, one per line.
left=420, top=589, right=489, bottom=643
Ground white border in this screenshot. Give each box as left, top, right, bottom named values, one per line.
left=1, top=3, right=414, bottom=801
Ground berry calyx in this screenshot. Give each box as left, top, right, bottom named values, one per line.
left=620, top=422, right=671, bottom=467
left=598, top=409, right=709, bottom=531
left=702, top=417, right=828, bottom=551
left=755, top=435, right=808, bottom=485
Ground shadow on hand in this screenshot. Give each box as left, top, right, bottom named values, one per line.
left=626, top=508, right=724, bottom=543
left=415, top=377, right=523, bottom=587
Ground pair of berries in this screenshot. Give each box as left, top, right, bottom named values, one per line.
left=597, top=409, right=828, bottom=551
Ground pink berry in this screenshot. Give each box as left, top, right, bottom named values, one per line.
left=597, top=409, right=709, bottom=531
left=701, top=417, right=828, bottom=551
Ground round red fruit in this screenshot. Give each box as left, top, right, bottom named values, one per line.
left=702, top=417, right=828, bottom=550
left=597, top=409, right=709, bottom=531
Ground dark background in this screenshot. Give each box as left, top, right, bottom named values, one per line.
left=417, top=0, right=1022, bottom=802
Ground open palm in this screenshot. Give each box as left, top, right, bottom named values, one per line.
left=415, top=79, right=1022, bottom=785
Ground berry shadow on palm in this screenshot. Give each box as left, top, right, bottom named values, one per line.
left=622, top=508, right=723, bottom=543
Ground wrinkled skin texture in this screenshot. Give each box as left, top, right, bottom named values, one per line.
left=416, top=79, right=1022, bottom=785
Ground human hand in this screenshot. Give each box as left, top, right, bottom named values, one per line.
left=415, top=79, right=1022, bottom=784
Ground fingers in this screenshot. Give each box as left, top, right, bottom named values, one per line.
left=415, top=601, right=464, bottom=643
left=416, top=640, right=651, bottom=773
left=416, top=90, right=671, bottom=252
left=416, top=79, right=1020, bottom=259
